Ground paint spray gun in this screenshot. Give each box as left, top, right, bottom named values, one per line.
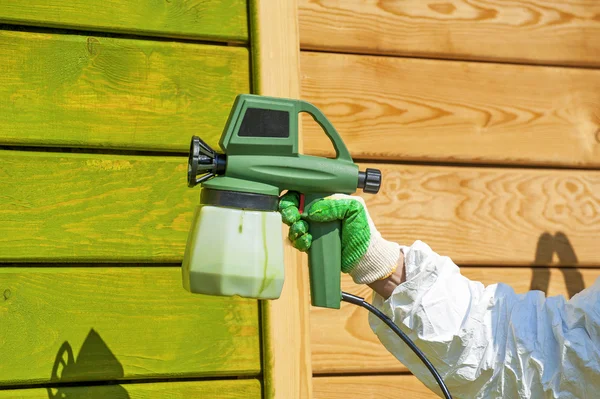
left=182, top=94, right=381, bottom=309
left=182, top=94, right=452, bottom=398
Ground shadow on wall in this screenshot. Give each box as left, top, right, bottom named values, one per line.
left=47, top=329, right=129, bottom=399
left=529, top=232, right=585, bottom=299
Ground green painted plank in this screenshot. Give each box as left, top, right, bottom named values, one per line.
left=0, top=150, right=199, bottom=262
left=0, top=29, right=249, bottom=151
left=0, top=267, right=260, bottom=386
left=0, top=0, right=248, bottom=42
left=0, top=380, right=261, bottom=398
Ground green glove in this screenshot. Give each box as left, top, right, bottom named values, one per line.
left=279, top=192, right=400, bottom=284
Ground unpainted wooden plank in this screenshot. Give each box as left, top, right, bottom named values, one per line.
left=313, top=375, right=434, bottom=399
left=358, top=163, right=600, bottom=266
left=0, top=267, right=260, bottom=386
left=249, top=1, right=314, bottom=398
left=0, top=30, right=249, bottom=151
left=0, top=151, right=192, bottom=262
left=301, top=51, right=600, bottom=167
left=299, top=0, right=600, bottom=67
left=311, top=268, right=600, bottom=374
left=0, top=0, right=247, bottom=41
left=0, top=379, right=261, bottom=399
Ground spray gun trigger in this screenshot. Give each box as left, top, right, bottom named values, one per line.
left=298, top=193, right=306, bottom=215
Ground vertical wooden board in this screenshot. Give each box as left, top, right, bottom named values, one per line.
left=0, top=267, right=260, bottom=386
left=311, top=268, right=600, bottom=374
left=0, top=0, right=248, bottom=41
left=0, top=379, right=262, bottom=399
left=313, top=375, right=436, bottom=399
left=0, top=151, right=194, bottom=262
left=250, top=1, right=313, bottom=399
left=301, top=51, right=600, bottom=167
left=0, top=30, right=249, bottom=151
left=298, top=0, right=600, bottom=67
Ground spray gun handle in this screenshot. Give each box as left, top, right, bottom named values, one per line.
left=298, top=101, right=353, bottom=163
left=296, top=101, right=352, bottom=309
left=304, top=193, right=343, bottom=309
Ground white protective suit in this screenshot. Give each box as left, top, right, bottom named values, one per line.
left=370, top=241, right=600, bottom=399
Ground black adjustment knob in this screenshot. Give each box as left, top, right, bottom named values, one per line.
left=357, top=168, right=382, bottom=194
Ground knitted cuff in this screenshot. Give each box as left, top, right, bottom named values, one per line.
left=349, top=236, right=401, bottom=285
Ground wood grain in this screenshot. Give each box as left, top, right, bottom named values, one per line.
left=0, top=30, right=249, bottom=151
left=250, top=1, right=314, bottom=398
left=0, top=267, right=260, bottom=386
left=301, top=51, right=600, bottom=167
left=0, top=379, right=261, bottom=399
left=0, top=0, right=247, bottom=41
left=0, top=151, right=195, bottom=262
left=298, top=0, right=600, bottom=67
left=313, top=375, right=434, bottom=399
left=311, top=268, right=600, bottom=374
left=358, top=163, right=600, bottom=266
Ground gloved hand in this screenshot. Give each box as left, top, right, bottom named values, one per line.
left=278, top=192, right=400, bottom=285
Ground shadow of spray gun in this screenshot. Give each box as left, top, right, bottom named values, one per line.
left=47, top=329, right=129, bottom=399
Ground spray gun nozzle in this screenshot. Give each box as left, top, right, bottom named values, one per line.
left=188, top=136, right=227, bottom=188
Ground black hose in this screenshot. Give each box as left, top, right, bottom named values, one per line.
left=341, top=291, right=453, bottom=399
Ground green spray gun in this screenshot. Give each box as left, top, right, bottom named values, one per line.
left=182, top=94, right=381, bottom=309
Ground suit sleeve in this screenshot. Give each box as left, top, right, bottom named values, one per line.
left=369, top=240, right=600, bottom=399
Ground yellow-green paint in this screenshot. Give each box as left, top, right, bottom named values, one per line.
left=0, top=267, right=260, bottom=386
left=0, top=29, right=249, bottom=151
left=0, top=150, right=199, bottom=262
left=248, top=1, right=275, bottom=397
left=0, top=0, right=248, bottom=42
left=0, top=0, right=260, bottom=394
left=0, top=379, right=261, bottom=399
left=259, top=297, right=275, bottom=399
left=248, top=0, right=261, bottom=96
left=258, top=213, right=269, bottom=295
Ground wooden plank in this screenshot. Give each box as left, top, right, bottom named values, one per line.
left=357, top=163, right=600, bottom=266
left=311, top=268, right=600, bottom=374
left=314, top=375, right=435, bottom=399
left=250, top=1, right=313, bottom=399
left=0, top=30, right=249, bottom=151
left=298, top=0, right=600, bottom=67
left=0, top=267, right=260, bottom=386
left=0, top=150, right=193, bottom=262
left=3, top=153, right=600, bottom=266
left=0, top=379, right=262, bottom=399
left=300, top=51, right=600, bottom=167
left=0, top=0, right=247, bottom=42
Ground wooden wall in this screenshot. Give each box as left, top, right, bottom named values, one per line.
left=297, top=1, right=600, bottom=398
left=3, top=2, right=599, bottom=398
left=0, top=2, right=264, bottom=398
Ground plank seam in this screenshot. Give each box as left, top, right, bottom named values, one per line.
left=351, top=157, right=600, bottom=172
left=0, top=263, right=184, bottom=267
left=2, top=264, right=599, bottom=269
left=0, top=375, right=261, bottom=391
left=313, top=371, right=415, bottom=378
left=300, top=48, right=600, bottom=72
left=458, top=265, right=598, bottom=270
left=0, top=145, right=187, bottom=158
left=0, top=23, right=248, bottom=47
left=5, top=146, right=600, bottom=171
